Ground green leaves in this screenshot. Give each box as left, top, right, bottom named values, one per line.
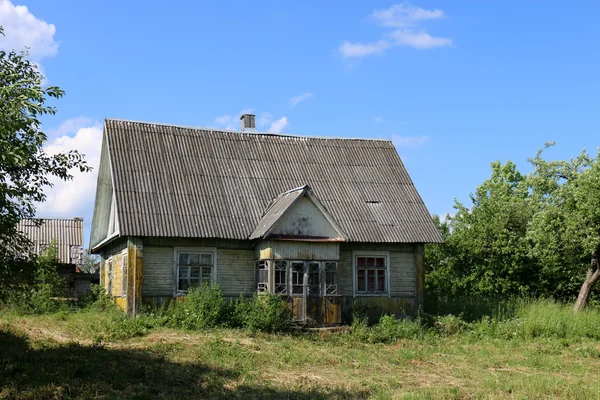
left=0, top=25, right=90, bottom=287
left=427, top=145, right=600, bottom=300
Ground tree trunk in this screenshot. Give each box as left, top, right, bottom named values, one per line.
left=573, top=250, right=599, bottom=313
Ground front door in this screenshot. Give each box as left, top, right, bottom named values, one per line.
left=289, top=261, right=341, bottom=325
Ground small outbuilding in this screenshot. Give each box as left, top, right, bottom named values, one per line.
left=18, top=217, right=99, bottom=297
left=90, top=115, right=442, bottom=323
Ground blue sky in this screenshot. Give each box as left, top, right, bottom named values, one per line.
left=1, top=1, right=599, bottom=247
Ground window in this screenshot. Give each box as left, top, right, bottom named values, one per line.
left=274, top=260, right=288, bottom=294
left=106, top=258, right=113, bottom=295
left=256, top=260, right=269, bottom=293
left=176, top=250, right=215, bottom=293
left=355, top=254, right=388, bottom=295
left=291, top=262, right=304, bottom=295
left=325, top=262, right=338, bottom=295
left=307, top=262, right=320, bottom=295
left=121, top=252, right=128, bottom=296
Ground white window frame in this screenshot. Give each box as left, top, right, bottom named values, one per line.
left=121, top=250, right=128, bottom=297
left=173, top=247, right=217, bottom=297
left=352, top=251, right=390, bottom=297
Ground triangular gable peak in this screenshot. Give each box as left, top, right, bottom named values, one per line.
left=249, top=185, right=346, bottom=241
left=90, top=126, right=120, bottom=251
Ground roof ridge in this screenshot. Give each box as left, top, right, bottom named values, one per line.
left=104, top=118, right=393, bottom=143
left=24, top=217, right=83, bottom=221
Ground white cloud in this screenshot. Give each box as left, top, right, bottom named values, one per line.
left=374, top=116, right=385, bottom=123
left=289, top=92, right=314, bottom=107
left=391, top=135, right=429, bottom=148
left=339, top=40, right=391, bottom=58
left=268, top=117, right=288, bottom=133
left=47, top=116, right=95, bottom=138
left=36, top=119, right=102, bottom=224
left=0, top=0, right=58, bottom=60
left=372, top=3, right=444, bottom=28
left=339, top=2, right=451, bottom=58
left=391, top=29, right=452, bottom=49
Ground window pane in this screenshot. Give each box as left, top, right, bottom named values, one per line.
left=291, top=262, right=304, bottom=294
left=201, top=266, right=212, bottom=282
left=256, top=261, right=268, bottom=293
left=376, top=257, right=385, bottom=268
left=178, top=267, right=189, bottom=291
left=367, top=258, right=375, bottom=268
left=367, top=270, right=375, bottom=291
left=178, top=266, right=188, bottom=279
left=357, top=257, right=367, bottom=268
left=190, top=266, right=200, bottom=279
left=179, top=253, right=189, bottom=265
left=274, top=261, right=287, bottom=294
left=308, top=262, right=320, bottom=295
left=201, top=254, right=213, bottom=266
left=357, top=269, right=365, bottom=291
left=189, top=254, right=200, bottom=265
left=377, top=269, right=385, bottom=291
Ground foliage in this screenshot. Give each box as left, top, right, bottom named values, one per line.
left=426, top=144, right=600, bottom=303
left=232, top=294, right=293, bottom=333
left=0, top=242, right=70, bottom=314
left=28, top=242, right=68, bottom=314
left=350, top=314, right=428, bottom=343
left=0, top=26, right=90, bottom=287
left=163, top=284, right=230, bottom=330
left=79, top=284, right=115, bottom=312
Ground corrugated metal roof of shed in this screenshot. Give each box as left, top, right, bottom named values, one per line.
left=103, top=119, right=443, bottom=244
left=18, top=218, right=84, bottom=264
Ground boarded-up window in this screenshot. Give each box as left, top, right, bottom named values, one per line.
left=355, top=255, right=388, bottom=294
left=177, top=251, right=214, bottom=293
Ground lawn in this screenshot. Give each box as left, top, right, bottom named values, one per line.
left=1, top=310, right=600, bottom=399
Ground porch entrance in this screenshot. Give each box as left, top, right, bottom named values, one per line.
left=287, top=261, right=341, bottom=325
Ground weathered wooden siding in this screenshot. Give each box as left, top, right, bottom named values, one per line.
left=140, top=245, right=255, bottom=298
left=256, top=240, right=340, bottom=260
left=216, top=249, right=254, bottom=295
left=338, top=250, right=353, bottom=296
left=143, top=246, right=173, bottom=296
left=270, top=197, right=340, bottom=238
left=390, top=251, right=416, bottom=297
left=338, top=244, right=417, bottom=298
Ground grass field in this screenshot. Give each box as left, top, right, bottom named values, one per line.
left=2, top=305, right=600, bottom=399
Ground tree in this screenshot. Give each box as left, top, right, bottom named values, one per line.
left=427, top=161, right=537, bottom=298
left=527, top=144, right=600, bottom=311
left=0, top=26, right=90, bottom=288
left=426, top=143, right=600, bottom=310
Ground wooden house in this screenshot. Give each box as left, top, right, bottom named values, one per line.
left=90, top=115, right=442, bottom=323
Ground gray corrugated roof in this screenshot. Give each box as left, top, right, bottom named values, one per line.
left=249, top=186, right=307, bottom=240
left=103, top=119, right=442, bottom=243
left=18, top=218, right=84, bottom=264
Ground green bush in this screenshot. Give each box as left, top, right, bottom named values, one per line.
left=164, top=284, right=230, bottom=330
left=232, top=294, right=293, bottom=333
left=79, top=284, right=115, bottom=312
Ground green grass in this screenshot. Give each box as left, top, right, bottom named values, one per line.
left=2, top=299, right=600, bottom=399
